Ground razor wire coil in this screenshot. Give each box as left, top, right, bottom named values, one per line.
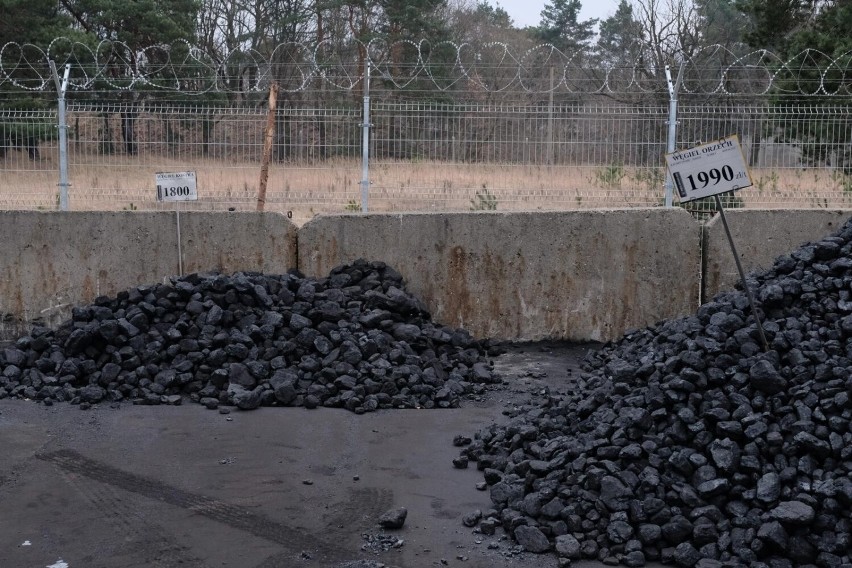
left=0, top=38, right=849, bottom=97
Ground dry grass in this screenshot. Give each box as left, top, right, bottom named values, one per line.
left=3, top=149, right=851, bottom=225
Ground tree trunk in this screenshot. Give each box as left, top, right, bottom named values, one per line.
left=121, top=109, right=137, bottom=156
left=100, top=112, right=113, bottom=155
left=749, top=117, right=762, bottom=167
left=201, top=113, right=215, bottom=158
left=274, top=112, right=290, bottom=162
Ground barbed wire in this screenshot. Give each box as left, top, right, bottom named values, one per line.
left=1, top=38, right=850, bottom=97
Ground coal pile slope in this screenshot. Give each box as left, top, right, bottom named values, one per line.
left=459, top=222, right=852, bottom=567
left=0, top=259, right=498, bottom=411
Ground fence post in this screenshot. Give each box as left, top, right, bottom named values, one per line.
left=49, top=61, right=71, bottom=211
left=664, top=62, right=684, bottom=208
left=547, top=66, right=554, bottom=165
left=360, top=61, right=372, bottom=213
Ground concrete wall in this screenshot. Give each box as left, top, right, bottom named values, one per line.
left=703, top=210, right=851, bottom=301
left=298, top=209, right=701, bottom=342
left=0, top=212, right=297, bottom=339
left=4, top=209, right=848, bottom=344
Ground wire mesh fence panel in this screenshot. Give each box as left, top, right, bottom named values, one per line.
left=367, top=101, right=671, bottom=212
left=0, top=104, right=366, bottom=222
left=675, top=103, right=852, bottom=218
left=0, top=109, right=62, bottom=209
left=2, top=97, right=851, bottom=221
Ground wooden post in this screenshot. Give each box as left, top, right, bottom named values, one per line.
left=257, top=82, right=279, bottom=212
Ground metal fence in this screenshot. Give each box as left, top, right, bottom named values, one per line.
left=2, top=100, right=850, bottom=222
left=1, top=40, right=851, bottom=222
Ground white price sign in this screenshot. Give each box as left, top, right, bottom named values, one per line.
left=665, top=135, right=752, bottom=202
left=155, top=171, right=198, bottom=202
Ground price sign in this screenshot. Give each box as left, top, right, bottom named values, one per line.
left=665, top=135, right=752, bottom=202
left=155, top=171, right=198, bottom=202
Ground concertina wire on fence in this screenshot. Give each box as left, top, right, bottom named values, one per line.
left=1, top=38, right=851, bottom=97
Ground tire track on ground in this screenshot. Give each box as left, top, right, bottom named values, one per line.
left=323, top=487, right=394, bottom=532
left=251, top=487, right=395, bottom=568
left=38, top=449, right=348, bottom=563
left=56, top=465, right=206, bottom=567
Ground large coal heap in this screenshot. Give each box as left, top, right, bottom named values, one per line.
left=0, top=259, right=499, bottom=411
left=460, top=222, right=852, bottom=567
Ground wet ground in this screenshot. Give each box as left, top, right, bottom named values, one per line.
left=0, top=342, right=625, bottom=568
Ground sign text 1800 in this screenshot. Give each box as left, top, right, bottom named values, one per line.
left=157, top=186, right=193, bottom=200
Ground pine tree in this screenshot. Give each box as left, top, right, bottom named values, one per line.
left=537, top=0, right=598, bottom=52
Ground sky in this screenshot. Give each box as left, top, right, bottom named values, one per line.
left=495, top=0, right=621, bottom=30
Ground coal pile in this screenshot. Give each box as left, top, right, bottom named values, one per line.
left=0, top=259, right=499, bottom=411
left=459, top=224, right=852, bottom=567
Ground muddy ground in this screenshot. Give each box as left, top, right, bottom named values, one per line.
left=0, top=342, right=638, bottom=568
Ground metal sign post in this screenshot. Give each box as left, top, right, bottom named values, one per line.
left=156, top=171, right=198, bottom=277
left=360, top=61, right=372, bottom=213
left=49, top=61, right=71, bottom=211
left=713, top=195, right=770, bottom=351
left=175, top=201, right=183, bottom=276
left=665, top=135, right=769, bottom=352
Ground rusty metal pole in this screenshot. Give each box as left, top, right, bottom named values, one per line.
left=714, top=194, right=770, bottom=352
left=257, top=82, right=279, bottom=212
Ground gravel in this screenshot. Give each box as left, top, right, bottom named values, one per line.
left=458, top=220, right=852, bottom=567
left=0, top=259, right=499, bottom=412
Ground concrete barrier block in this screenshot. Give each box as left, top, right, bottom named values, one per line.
left=703, top=209, right=852, bottom=301
left=299, top=209, right=700, bottom=342
left=0, top=211, right=297, bottom=339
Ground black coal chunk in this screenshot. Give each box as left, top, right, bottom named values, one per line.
left=1, top=259, right=497, bottom=413
left=457, top=218, right=852, bottom=567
